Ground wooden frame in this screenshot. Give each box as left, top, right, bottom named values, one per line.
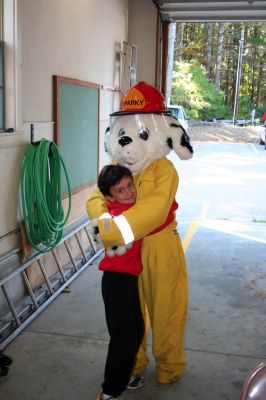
left=53, top=75, right=100, bottom=195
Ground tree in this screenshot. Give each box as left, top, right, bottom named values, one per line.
left=171, top=22, right=266, bottom=119
left=166, top=23, right=176, bottom=105
left=171, top=60, right=229, bottom=120
left=214, top=23, right=225, bottom=90
left=175, top=23, right=184, bottom=62
left=206, top=23, right=214, bottom=79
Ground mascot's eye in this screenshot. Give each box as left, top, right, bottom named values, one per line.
left=118, top=129, right=125, bottom=137
left=138, top=128, right=149, bottom=141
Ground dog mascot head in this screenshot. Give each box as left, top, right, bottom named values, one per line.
left=105, top=81, right=193, bottom=174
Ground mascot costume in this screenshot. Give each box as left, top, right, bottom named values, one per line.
left=86, top=81, right=193, bottom=385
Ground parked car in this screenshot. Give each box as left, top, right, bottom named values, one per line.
left=167, top=105, right=189, bottom=131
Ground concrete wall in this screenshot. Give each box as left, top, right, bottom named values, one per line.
left=21, top=0, right=128, bottom=123
left=128, top=0, right=158, bottom=86
left=0, top=0, right=159, bottom=322
left=0, top=0, right=158, bottom=260
left=0, top=0, right=128, bottom=258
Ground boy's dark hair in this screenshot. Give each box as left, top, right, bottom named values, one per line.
left=97, top=165, right=133, bottom=196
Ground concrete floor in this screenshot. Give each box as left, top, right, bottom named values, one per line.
left=1, top=141, right=266, bottom=399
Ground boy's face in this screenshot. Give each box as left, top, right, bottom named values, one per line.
left=106, top=176, right=137, bottom=204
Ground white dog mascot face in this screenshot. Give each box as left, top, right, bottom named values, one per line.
left=104, top=81, right=193, bottom=175
left=105, top=113, right=193, bottom=175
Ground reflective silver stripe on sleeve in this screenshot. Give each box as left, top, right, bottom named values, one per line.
left=99, top=212, right=112, bottom=219
left=113, top=214, right=134, bottom=245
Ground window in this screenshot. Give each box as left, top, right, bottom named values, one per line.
left=0, top=40, right=4, bottom=130
left=0, top=0, right=2, bottom=37
left=0, top=0, right=3, bottom=130
left=1, top=0, right=21, bottom=132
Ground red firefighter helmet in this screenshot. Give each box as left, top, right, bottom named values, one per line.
left=111, top=81, right=169, bottom=116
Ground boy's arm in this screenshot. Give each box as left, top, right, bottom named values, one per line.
left=97, top=158, right=179, bottom=247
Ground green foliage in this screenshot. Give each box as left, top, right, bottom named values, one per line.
left=171, top=61, right=230, bottom=120
left=174, top=22, right=266, bottom=119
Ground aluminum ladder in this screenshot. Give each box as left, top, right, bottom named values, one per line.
left=0, top=219, right=101, bottom=350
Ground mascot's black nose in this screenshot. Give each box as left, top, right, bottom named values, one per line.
left=118, top=136, right=133, bottom=147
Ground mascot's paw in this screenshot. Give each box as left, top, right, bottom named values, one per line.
left=106, top=245, right=127, bottom=257
left=115, top=245, right=127, bottom=256
left=88, top=219, right=104, bottom=250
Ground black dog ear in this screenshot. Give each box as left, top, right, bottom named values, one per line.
left=167, top=123, right=193, bottom=160
left=181, top=132, right=193, bottom=153
left=104, top=127, right=110, bottom=153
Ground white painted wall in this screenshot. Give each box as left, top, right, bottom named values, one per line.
left=21, top=0, right=127, bottom=123
left=20, top=0, right=127, bottom=182
left=0, top=0, right=128, bottom=256
left=128, top=0, right=157, bottom=86
left=0, top=0, right=158, bottom=258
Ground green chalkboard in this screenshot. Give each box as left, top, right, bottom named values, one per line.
left=54, top=76, right=100, bottom=194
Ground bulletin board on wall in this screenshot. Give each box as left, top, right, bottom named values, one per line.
left=53, top=75, right=100, bottom=195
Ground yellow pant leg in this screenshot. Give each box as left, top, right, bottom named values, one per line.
left=133, top=223, right=188, bottom=383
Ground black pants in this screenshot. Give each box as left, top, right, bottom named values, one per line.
left=101, top=271, right=144, bottom=397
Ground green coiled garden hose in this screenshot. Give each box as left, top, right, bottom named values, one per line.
left=20, top=138, right=71, bottom=253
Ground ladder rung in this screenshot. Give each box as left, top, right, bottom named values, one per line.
left=75, top=233, right=88, bottom=261
left=84, top=226, right=97, bottom=253
left=22, top=271, right=39, bottom=310
left=37, top=260, right=54, bottom=295
left=1, top=285, right=21, bottom=327
left=52, top=249, right=67, bottom=283
left=64, top=241, right=78, bottom=271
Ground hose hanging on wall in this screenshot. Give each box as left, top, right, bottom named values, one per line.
left=20, top=138, right=71, bottom=253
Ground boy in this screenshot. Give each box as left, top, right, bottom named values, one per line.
left=94, top=165, right=144, bottom=400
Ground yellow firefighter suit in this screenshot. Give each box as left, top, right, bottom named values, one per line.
left=86, top=157, right=188, bottom=384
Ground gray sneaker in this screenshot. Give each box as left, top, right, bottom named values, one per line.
left=126, top=375, right=145, bottom=390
